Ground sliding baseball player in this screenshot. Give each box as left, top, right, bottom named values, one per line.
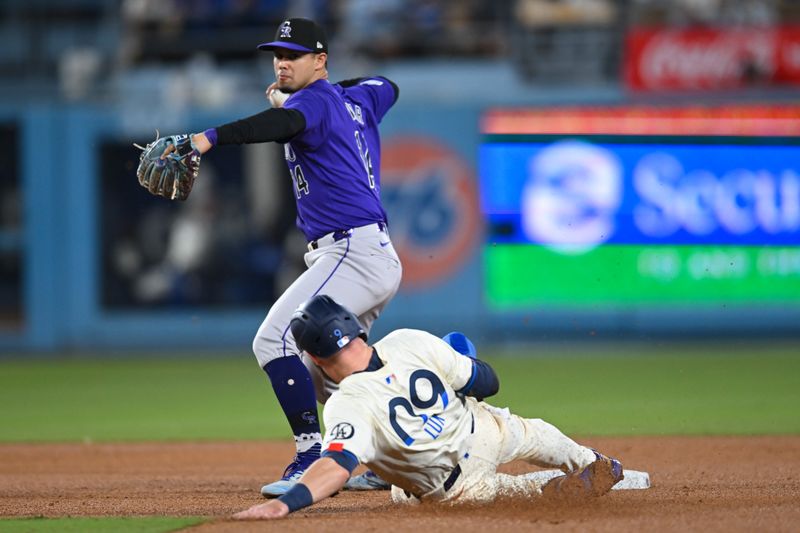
left=233, top=295, right=625, bottom=519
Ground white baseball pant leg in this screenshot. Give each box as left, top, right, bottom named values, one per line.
left=449, top=400, right=596, bottom=503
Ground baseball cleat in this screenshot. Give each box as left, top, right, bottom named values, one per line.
left=343, top=469, right=391, bottom=491
left=260, top=443, right=320, bottom=498
left=583, top=450, right=625, bottom=495
left=542, top=450, right=624, bottom=499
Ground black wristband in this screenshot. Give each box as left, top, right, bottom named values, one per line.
left=278, top=483, right=313, bottom=513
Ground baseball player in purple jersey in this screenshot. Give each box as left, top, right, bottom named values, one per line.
left=187, top=18, right=402, bottom=496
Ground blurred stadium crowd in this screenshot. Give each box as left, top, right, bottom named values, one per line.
left=1, top=0, right=798, bottom=101
left=2, top=0, right=800, bottom=334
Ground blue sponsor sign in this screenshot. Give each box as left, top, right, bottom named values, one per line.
left=480, top=139, right=800, bottom=248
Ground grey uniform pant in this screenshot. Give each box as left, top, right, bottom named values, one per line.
left=252, top=223, right=402, bottom=403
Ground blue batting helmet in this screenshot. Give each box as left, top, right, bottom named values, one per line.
left=290, top=295, right=367, bottom=358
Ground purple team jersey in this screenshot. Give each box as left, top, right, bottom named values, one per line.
left=283, top=77, right=396, bottom=241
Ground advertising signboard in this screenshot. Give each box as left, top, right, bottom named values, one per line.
left=624, top=26, right=800, bottom=91
left=480, top=107, right=800, bottom=310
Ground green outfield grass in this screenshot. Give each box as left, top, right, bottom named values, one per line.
left=490, top=342, right=800, bottom=436
left=0, top=342, right=798, bottom=442
left=0, top=517, right=203, bottom=532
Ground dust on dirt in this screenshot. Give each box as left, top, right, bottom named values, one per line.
left=2, top=436, right=798, bottom=532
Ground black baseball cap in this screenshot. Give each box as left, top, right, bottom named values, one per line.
left=257, top=18, right=328, bottom=54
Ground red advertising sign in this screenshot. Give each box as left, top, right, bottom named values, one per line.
left=482, top=105, right=800, bottom=136
left=625, top=26, right=800, bottom=91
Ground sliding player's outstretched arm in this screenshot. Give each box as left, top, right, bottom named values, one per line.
left=234, top=457, right=350, bottom=520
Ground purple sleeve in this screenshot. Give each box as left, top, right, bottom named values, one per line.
left=342, top=77, right=397, bottom=123
left=284, top=90, right=328, bottom=149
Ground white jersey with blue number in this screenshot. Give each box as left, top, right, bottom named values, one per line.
left=321, top=329, right=476, bottom=497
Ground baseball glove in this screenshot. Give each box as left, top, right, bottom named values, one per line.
left=134, top=132, right=201, bottom=201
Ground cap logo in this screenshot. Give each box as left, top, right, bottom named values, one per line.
left=280, top=21, right=292, bottom=38
left=317, top=41, right=323, bottom=49
left=336, top=335, right=351, bottom=348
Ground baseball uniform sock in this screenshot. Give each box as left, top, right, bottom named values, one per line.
left=264, top=356, right=322, bottom=453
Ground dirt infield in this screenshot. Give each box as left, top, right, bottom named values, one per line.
left=2, top=436, right=799, bottom=532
